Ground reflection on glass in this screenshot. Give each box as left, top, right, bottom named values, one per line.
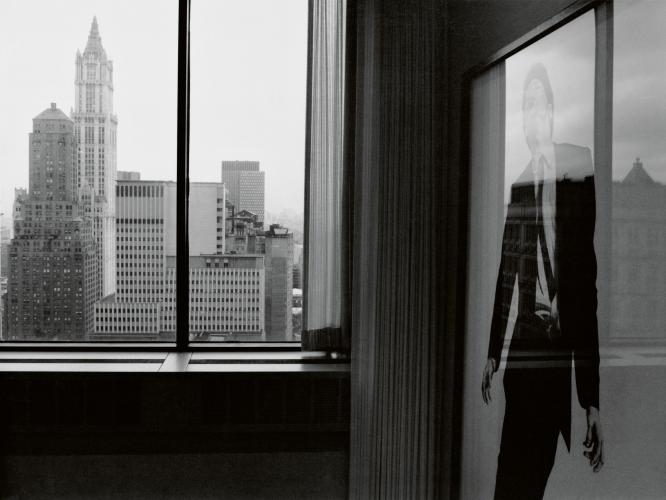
left=464, top=4, right=666, bottom=499
left=188, top=0, right=307, bottom=342
left=612, top=0, right=666, bottom=342
left=0, top=1, right=178, bottom=342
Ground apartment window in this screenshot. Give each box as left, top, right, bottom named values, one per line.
left=462, top=1, right=666, bottom=498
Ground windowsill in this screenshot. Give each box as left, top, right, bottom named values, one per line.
left=0, top=342, right=303, bottom=352
left=0, top=350, right=350, bottom=373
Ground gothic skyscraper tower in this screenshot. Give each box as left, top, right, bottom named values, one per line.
left=72, top=17, right=118, bottom=299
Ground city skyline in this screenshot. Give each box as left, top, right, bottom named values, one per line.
left=2, top=11, right=300, bottom=342
left=0, top=0, right=307, bottom=220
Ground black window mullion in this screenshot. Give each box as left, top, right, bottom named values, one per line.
left=302, top=0, right=314, bottom=336
left=176, top=0, right=191, bottom=350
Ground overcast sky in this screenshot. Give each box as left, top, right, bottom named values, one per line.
left=504, top=0, right=666, bottom=197
left=612, top=0, right=666, bottom=183
left=0, top=0, right=307, bottom=219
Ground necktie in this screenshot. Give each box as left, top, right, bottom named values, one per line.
left=536, top=159, right=557, bottom=303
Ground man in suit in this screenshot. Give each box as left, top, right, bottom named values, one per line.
left=481, top=62, right=604, bottom=499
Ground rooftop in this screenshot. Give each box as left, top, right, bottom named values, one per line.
left=623, top=158, right=656, bottom=185
left=33, top=103, right=71, bottom=122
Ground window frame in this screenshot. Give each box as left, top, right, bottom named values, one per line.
left=0, top=0, right=312, bottom=353
left=453, top=0, right=612, bottom=496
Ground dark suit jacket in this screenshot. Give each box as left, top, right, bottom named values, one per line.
left=487, top=142, right=600, bottom=450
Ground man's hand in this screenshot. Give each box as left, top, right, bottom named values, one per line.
left=583, top=406, right=604, bottom=472
left=481, top=358, right=496, bottom=404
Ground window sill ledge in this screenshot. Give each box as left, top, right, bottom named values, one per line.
left=0, top=351, right=350, bottom=373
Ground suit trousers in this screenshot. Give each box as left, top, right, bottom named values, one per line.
left=493, top=348, right=568, bottom=500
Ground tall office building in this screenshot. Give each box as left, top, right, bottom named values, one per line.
left=93, top=180, right=264, bottom=339
left=611, top=159, right=666, bottom=340
left=264, top=225, right=294, bottom=341
left=72, top=17, right=118, bottom=299
left=221, top=161, right=265, bottom=223
left=94, top=180, right=176, bottom=339
left=224, top=218, right=294, bottom=341
left=0, top=222, right=10, bottom=279
left=7, top=104, right=97, bottom=340
left=0, top=219, right=7, bottom=340
left=190, top=182, right=228, bottom=256
left=165, top=254, right=265, bottom=340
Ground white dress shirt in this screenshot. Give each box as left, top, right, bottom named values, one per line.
left=533, top=154, right=557, bottom=320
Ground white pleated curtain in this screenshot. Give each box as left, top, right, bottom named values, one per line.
left=302, top=0, right=347, bottom=351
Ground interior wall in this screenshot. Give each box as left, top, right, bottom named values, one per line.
left=2, top=452, right=347, bottom=500
left=0, top=372, right=349, bottom=500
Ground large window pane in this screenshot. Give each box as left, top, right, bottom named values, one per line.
left=463, top=4, right=666, bottom=498
left=0, top=1, right=178, bottom=341
left=612, top=0, right=666, bottom=342
left=188, top=0, right=307, bottom=342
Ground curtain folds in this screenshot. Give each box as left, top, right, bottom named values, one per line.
left=349, top=0, right=448, bottom=498
left=302, top=0, right=349, bottom=352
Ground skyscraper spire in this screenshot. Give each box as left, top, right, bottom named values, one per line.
left=90, top=16, right=99, bottom=38
left=73, top=15, right=117, bottom=299
left=84, top=16, right=105, bottom=57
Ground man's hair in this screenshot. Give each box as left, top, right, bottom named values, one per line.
left=522, top=62, right=554, bottom=110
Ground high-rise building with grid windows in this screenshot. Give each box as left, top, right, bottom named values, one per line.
left=221, top=161, right=265, bottom=223
left=7, top=104, right=98, bottom=340
left=93, top=179, right=265, bottom=340
left=72, top=17, right=118, bottom=300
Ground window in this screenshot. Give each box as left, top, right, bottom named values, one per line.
left=0, top=1, right=178, bottom=342
left=0, top=0, right=312, bottom=346
left=462, top=1, right=666, bottom=498
left=188, top=0, right=307, bottom=343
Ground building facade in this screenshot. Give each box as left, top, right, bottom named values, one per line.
left=611, top=159, right=666, bottom=341
left=117, top=171, right=141, bottom=181
left=0, top=231, right=9, bottom=279
left=264, top=225, right=294, bottom=341
left=93, top=180, right=263, bottom=340
left=7, top=104, right=97, bottom=340
left=190, top=182, right=228, bottom=256
left=93, top=180, right=176, bottom=340
left=225, top=218, right=295, bottom=341
left=72, top=17, right=118, bottom=300
left=165, top=254, right=265, bottom=340
left=221, top=161, right=265, bottom=223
